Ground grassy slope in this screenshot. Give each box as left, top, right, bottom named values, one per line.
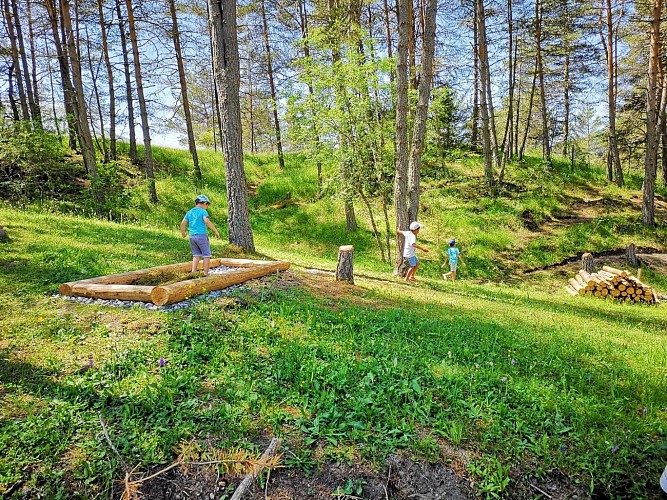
left=0, top=148, right=666, bottom=498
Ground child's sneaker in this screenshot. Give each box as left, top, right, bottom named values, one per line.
left=442, top=274, right=447, bottom=281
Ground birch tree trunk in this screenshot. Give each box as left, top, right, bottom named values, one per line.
left=208, top=0, right=256, bottom=251
left=11, top=0, right=40, bottom=124
left=124, top=0, right=158, bottom=203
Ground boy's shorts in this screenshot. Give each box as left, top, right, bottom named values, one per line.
left=408, top=256, right=418, bottom=267
left=189, top=234, right=212, bottom=258
left=449, top=261, right=458, bottom=272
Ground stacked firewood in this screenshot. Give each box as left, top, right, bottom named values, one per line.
left=565, top=265, right=656, bottom=303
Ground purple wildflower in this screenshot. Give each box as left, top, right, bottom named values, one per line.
left=643, top=407, right=648, bottom=415
left=88, top=359, right=94, bottom=367
left=511, top=359, right=516, bottom=366
left=611, top=445, right=618, bottom=453
left=159, top=357, right=165, bottom=367
left=560, top=446, right=567, bottom=452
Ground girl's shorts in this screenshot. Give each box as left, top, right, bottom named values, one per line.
left=408, top=256, right=418, bottom=267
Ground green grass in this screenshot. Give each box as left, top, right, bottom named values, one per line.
left=1, top=146, right=667, bottom=498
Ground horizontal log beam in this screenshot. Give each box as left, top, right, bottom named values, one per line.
left=151, top=261, right=290, bottom=306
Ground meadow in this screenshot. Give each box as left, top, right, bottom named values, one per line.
left=1, top=147, right=666, bottom=498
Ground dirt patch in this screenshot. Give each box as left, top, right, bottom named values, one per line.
left=132, top=454, right=474, bottom=500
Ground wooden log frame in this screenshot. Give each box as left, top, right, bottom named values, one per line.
left=61, top=258, right=290, bottom=306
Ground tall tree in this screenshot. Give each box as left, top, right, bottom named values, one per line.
left=535, top=0, right=551, bottom=167
left=60, top=0, right=99, bottom=186
left=259, top=0, right=285, bottom=170
left=407, top=0, right=437, bottom=221
left=97, top=0, right=116, bottom=160
left=3, top=0, right=30, bottom=121
left=600, top=0, right=624, bottom=186
left=168, top=0, right=202, bottom=183
left=116, top=0, right=137, bottom=162
left=643, top=0, right=662, bottom=226
left=208, top=0, right=256, bottom=251
left=475, top=0, right=496, bottom=189
left=394, top=0, right=410, bottom=272
left=124, top=0, right=158, bottom=203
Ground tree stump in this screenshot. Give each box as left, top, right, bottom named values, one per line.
left=335, top=245, right=354, bottom=284
left=582, top=252, right=594, bottom=274
left=626, top=243, right=638, bottom=266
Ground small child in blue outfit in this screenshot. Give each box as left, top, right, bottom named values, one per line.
left=180, top=194, right=221, bottom=276
left=442, top=239, right=466, bottom=281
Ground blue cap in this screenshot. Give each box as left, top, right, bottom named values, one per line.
left=195, top=194, right=210, bottom=204
left=449, top=239, right=456, bottom=245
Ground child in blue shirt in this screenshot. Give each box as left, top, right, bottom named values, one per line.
left=442, top=239, right=466, bottom=281
left=180, top=194, right=221, bottom=276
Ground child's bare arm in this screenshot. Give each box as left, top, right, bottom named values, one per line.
left=414, top=244, right=428, bottom=253
left=205, top=218, right=221, bottom=239
left=180, top=219, right=188, bottom=237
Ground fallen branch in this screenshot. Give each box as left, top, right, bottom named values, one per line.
left=230, top=437, right=282, bottom=500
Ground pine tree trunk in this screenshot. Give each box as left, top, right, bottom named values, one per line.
left=208, top=0, right=256, bottom=251
left=519, top=55, right=537, bottom=160
left=535, top=0, right=551, bottom=168
left=26, top=0, right=43, bottom=128
left=124, top=0, right=158, bottom=203
left=85, top=25, right=108, bottom=163
left=60, top=0, right=99, bottom=187
left=394, top=0, right=410, bottom=272
left=44, top=0, right=78, bottom=149
left=471, top=2, right=479, bottom=152
left=116, top=0, right=137, bottom=163
left=475, top=0, right=495, bottom=189
left=43, top=38, right=61, bottom=138
left=3, top=0, right=30, bottom=121
left=11, top=0, right=40, bottom=124
left=169, top=0, right=201, bottom=182
left=407, top=0, right=437, bottom=222
left=298, top=0, right=323, bottom=194
left=97, top=0, right=116, bottom=160
left=260, top=0, right=285, bottom=171
left=643, top=0, right=661, bottom=227
left=605, top=0, right=623, bottom=186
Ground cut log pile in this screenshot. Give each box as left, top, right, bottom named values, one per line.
left=565, top=265, right=657, bottom=304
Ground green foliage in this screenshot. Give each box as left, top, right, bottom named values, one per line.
left=0, top=120, right=80, bottom=202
